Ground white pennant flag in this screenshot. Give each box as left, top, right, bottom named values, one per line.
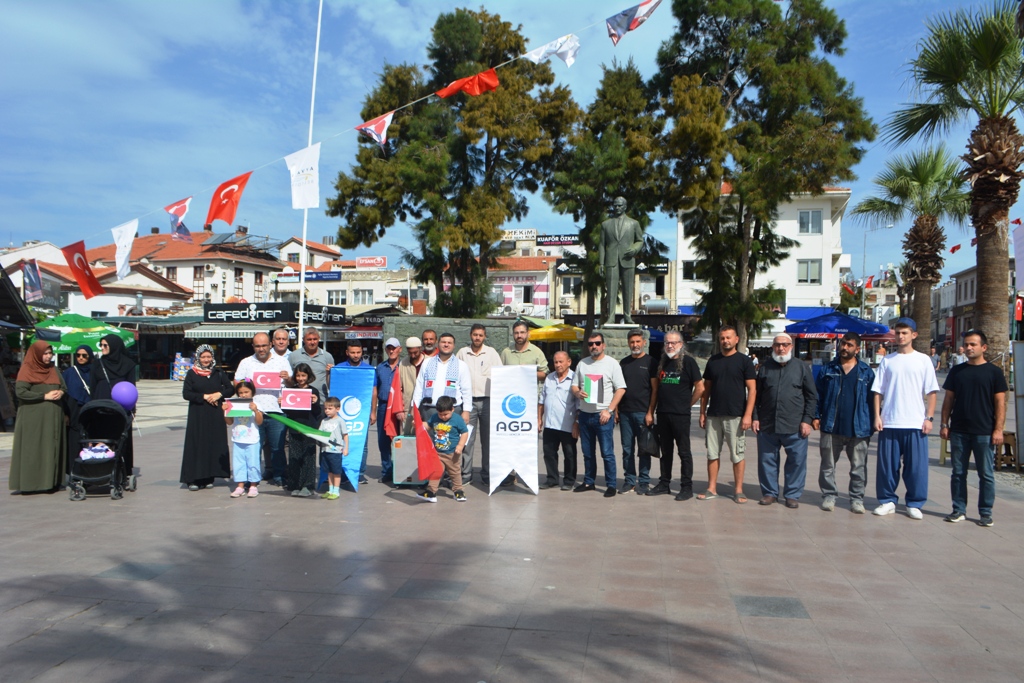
left=111, top=219, right=137, bottom=281
left=523, top=34, right=581, bottom=68
left=488, top=365, right=540, bottom=495
left=284, top=142, right=321, bottom=210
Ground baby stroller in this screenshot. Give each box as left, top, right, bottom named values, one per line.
left=68, top=399, right=136, bottom=501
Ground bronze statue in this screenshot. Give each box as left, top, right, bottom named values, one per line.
left=599, top=196, right=644, bottom=326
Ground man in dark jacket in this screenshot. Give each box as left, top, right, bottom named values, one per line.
left=753, top=333, right=817, bottom=508
left=813, top=332, right=875, bottom=514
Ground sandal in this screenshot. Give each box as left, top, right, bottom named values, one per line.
left=733, top=493, right=748, bottom=504
left=696, top=491, right=719, bottom=500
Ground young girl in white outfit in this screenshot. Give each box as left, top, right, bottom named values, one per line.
left=225, top=380, right=263, bottom=498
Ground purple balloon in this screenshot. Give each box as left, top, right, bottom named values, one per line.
left=111, top=381, right=138, bottom=410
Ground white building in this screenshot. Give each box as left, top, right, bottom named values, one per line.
left=676, top=184, right=853, bottom=326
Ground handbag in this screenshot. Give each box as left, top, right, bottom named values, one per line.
left=637, top=422, right=659, bottom=458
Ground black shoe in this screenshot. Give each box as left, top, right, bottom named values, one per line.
left=358, top=475, right=369, bottom=485
left=417, top=490, right=437, bottom=503
left=645, top=483, right=671, bottom=496
left=560, top=483, right=572, bottom=491
left=539, top=481, right=559, bottom=490
left=636, top=484, right=650, bottom=495
left=604, top=487, right=617, bottom=498
left=501, top=475, right=516, bottom=487
left=620, top=484, right=635, bottom=494
left=675, top=489, right=693, bottom=501
left=573, top=483, right=596, bottom=493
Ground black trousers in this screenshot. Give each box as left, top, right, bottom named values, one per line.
left=657, top=412, right=693, bottom=490
left=542, top=428, right=578, bottom=485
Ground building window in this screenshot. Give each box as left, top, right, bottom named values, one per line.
left=885, top=294, right=896, bottom=304
left=192, top=266, right=205, bottom=301
left=655, top=275, right=666, bottom=297
left=522, top=285, right=534, bottom=303
left=797, top=259, right=822, bottom=284
left=970, top=280, right=975, bottom=299
left=234, top=268, right=244, bottom=297
left=681, top=261, right=697, bottom=281
left=353, top=289, right=374, bottom=305
left=287, top=252, right=299, bottom=263
left=561, top=276, right=581, bottom=296
left=254, top=271, right=263, bottom=301
left=327, top=289, right=346, bottom=306
left=165, top=266, right=177, bottom=281
left=799, top=210, right=823, bottom=234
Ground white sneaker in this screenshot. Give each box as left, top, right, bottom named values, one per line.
left=820, top=497, right=835, bottom=512
left=872, top=502, right=896, bottom=516
left=851, top=500, right=865, bottom=514
left=907, top=507, right=923, bottom=520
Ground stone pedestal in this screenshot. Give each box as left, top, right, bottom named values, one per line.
left=594, top=324, right=648, bottom=361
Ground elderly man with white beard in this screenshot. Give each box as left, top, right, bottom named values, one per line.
left=752, top=333, right=818, bottom=508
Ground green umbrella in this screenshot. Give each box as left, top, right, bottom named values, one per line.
left=32, top=313, right=136, bottom=354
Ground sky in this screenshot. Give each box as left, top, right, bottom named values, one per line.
left=0, top=0, right=1010, bottom=284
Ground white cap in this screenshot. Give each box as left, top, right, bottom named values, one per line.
left=385, top=337, right=401, bottom=349
left=405, top=336, right=422, bottom=348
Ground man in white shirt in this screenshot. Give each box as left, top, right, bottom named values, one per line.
left=571, top=332, right=626, bottom=497
left=456, top=324, right=503, bottom=485
left=271, top=327, right=291, bottom=361
left=539, top=351, right=579, bottom=490
left=234, top=332, right=293, bottom=486
left=412, top=332, right=472, bottom=426
left=871, top=318, right=939, bottom=519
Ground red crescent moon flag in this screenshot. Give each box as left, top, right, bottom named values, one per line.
left=950, top=244, right=962, bottom=254
left=383, top=369, right=403, bottom=439
left=281, top=388, right=312, bottom=410
left=205, top=171, right=252, bottom=228
left=435, top=68, right=499, bottom=98
left=60, top=241, right=105, bottom=299
left=1016, top=298, right=1023, bottom=322
left=413, top=406, right=445, bottom=481
left=252, top=372, right=281, bottom=389
left=864, top=275, right=874, bottom=289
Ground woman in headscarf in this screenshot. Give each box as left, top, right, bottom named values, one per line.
left=10, top=341, right=67, bottom=493
left=62, top=344, right=94, bottom=474
left=180, top=344, right=234, bottom=491
left=88, top=334, right=138, bottom=473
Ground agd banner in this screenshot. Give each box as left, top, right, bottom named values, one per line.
left=488, top=365, right=539, bottom=495
left=329, top=365, right=375, bottom=491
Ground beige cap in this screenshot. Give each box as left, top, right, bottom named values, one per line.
left=405, top=336, right=422, bottom=348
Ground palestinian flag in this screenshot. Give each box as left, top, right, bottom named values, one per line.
left=266, top=412, right=339, bottom=447
left=223, top=401, right=253, bottom=418
left=583, top=374, right=604, bottom=404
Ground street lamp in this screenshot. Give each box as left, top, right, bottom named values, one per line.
left=860, top=224, right=894, bottom=321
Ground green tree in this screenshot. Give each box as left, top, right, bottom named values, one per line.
left=326, top=8, right=579, bottom=317
left=850, top=146, right=969, bottom=352
left=885, top=0, right=1024, bottom=368
left=654, top=0, right=876, bottom=349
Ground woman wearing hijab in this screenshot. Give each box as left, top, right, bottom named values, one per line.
left=180, top=344, right=234, bottom=491
left=62, top=345, right=94, bottom=474
left=10, top=342, right=67, bottom=493
left=88, top=334, right=138, bottom=473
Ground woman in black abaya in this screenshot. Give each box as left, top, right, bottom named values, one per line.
left=180, top=345, right=233, bottom=490
left=88, top=334, right=138, bottom=473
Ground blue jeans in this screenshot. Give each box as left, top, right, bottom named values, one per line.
left=619, top=411, right=651, bottom=487
left=258, top=418, right=287, bottom=480
left=876, top=428, right=929, bottom=508
left=578, top=411, right=616, bottom=487
left=377, top=406, right=392, bottom=480
left=757, top=431, right=809, bottom=500
left=950, top=432, right=996, bottom=517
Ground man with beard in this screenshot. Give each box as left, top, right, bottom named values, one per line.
left=571, top=332, right=626, bottom=497
left=370, top=338, right=402, bottom=484
left=421, top=329, right=438, bottom=358
left=648, top=331, right=704, bottom=501
left=698, top=326, right=756, bottom=502
left=871, top=319, right=939, bottom=519
left=618, top=329, right=658, bottom=494
left=394, top=337, right=425, bottom=436
left=813, top=332, right=875, bottom=514
left=753, top=333, right=817, bottom=508
left=341, top=341, right=370, bottom=485
left=412, top=333, right=472, bottom=427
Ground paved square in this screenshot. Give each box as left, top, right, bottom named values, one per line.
left=2, top=380, right=1024, bottom=682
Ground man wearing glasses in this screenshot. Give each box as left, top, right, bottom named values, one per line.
left=751, top=333, right=817, bottom=508
left=235, top=332, right=292, bottom=485
left=571, top=333, right=626, bottom=497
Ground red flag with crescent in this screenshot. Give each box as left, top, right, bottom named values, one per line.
left=383, top=369, right=404, bottom=438
left=281, top=388, right=312, bottom=410
left=205, top=171, right=252, bottom=227
left=950, top=244, right=962, bottom=254
left=252, top=372, right=282, bottom=389
left=413, top=404, right=445, bottom=480
left=60, top=241, right=105, bottom=299
left=435, top=68, right=499, bottom=98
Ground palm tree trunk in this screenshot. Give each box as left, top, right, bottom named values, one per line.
left=911, top=280, right=933, bottom=354
left=975, top=217, right=1011, bottom=371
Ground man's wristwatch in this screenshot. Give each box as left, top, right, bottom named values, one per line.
left=927, top=417, right=934, bottom=422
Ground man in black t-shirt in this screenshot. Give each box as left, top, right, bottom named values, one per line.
left=698, top=326, right=756, bottom=503
left=939, top=329, right=1007, bottom=527
left=618, top=330, right=658, bottom=494
left=647, top=331, right=704, bottom=500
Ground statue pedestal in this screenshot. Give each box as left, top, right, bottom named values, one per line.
left=593, top=325, right=650, bottom=361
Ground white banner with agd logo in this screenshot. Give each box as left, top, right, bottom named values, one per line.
left=488, top=365, right=539, bottom=495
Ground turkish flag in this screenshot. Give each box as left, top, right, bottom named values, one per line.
left=281, top=388, right=312, bottom=410
left=252, top=371, right=281, bottom=389
left=1016, top=298, right=1022, bottom=322
left=435, top=68, right=499, bottom=98
left=413, top=406, right=445, bottom=480
left=60, top=241, right=105, bottom=299
left=1013, top=218, right=1022, bottom=226
left=383, top=369, right=404, bottom=439
left=950, top=244, right=962, bottom=254
left=205, top=171, right=252, bottom=227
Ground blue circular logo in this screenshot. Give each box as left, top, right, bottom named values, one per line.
left=340, top=396, right=362, bottom=420
left=501, top=394, right=527, bottom=419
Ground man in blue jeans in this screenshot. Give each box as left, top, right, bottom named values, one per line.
left=370, top=338, right=402, bottom=486
left=940, top=329, right=1007, bottom=527
left=618, top=329, right=657, bottom=494
left=571, top=333, right=626, bottom=497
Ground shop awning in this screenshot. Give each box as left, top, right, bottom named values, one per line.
left=184, top=325, right=269, bottom=339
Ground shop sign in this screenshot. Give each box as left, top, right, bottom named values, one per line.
left=501, top=229, right=537, bottom=241
left=204, top=302, right=346, bottom=324
left=536, top=234, right=579, bottom=246
left=274, top=271, right=342, bottom=283
left=356, top=256, right=387, bottom=269
left=555, top=258, right=583, bottom=275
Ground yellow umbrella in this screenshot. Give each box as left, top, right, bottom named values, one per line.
left=528, top=324, right=584, bottom=342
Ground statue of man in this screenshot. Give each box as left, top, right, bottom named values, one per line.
left=599, top=196, right=645, bottom=326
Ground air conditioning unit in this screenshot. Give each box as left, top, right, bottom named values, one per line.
left=204, top=263, right=215, bottom=272
left=151, top=266, right=163, bottom=273
left=559, top=297, right=572, bottom=306
left=203, top=292, right=212, bottom=300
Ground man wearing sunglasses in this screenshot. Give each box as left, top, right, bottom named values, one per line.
left=571, top=333, right=626, bottom=497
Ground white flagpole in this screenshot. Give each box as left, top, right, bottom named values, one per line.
left=298, top=0, right=323, bottom=344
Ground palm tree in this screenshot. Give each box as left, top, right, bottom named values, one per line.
left=885, top=1, right=1024, bottom=367
left=851, top=147, right=969, bottom=352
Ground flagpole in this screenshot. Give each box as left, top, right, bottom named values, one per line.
left=298, top=0, right=323, bottom=345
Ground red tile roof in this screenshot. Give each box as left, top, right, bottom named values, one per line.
left=720, top=181, right=850, bottom=195
left=492, top=256, right=554, bottom=272
left=85, top=231, right=282, bottom=268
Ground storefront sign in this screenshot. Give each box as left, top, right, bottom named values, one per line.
left=274, top=271, right=343, bottom=283
left=355, top=314, right=387, bottom=326
left=204, top=302, right=346, bottom=323
left=502, top=229, right=537, bottom=241
left=536, top=234, right=579, bottom=246
left=555, top=258, right=583, bottom=275
left=491, top=275, right=539, bottom=284
left=345, top=329, right=383, bottom=340
left=356, top=256, right=387, bottom=269
left=636, top=262, right=670, bottom=275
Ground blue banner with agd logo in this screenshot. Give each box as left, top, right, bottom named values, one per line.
left=329, top=365, right=375, bottom=491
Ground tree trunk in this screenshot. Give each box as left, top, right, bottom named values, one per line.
left=976, top=216, right=1011, bottom=372
left=736, top=206, right=753, bottom=352
left=910, top=279, right=933, bottom=354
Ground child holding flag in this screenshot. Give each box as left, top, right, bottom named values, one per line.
left=318, top=396, right=349, bottom=500
left=283, top=363, right=322, bottom=497
left=225, top=381, right=263, bottom=498
left=418, top=396, right=469, bottom=503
